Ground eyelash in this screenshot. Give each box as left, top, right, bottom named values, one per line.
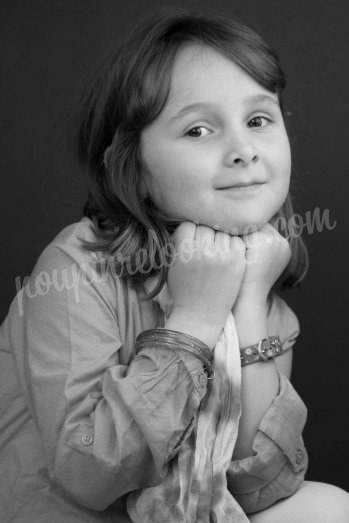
left=185, top=115, right=272, bottom=138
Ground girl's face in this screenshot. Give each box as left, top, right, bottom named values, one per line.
left=140, top=44, right=291, bottom=235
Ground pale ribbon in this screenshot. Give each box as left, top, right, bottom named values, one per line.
left=127, top=279, right=249, bottom=522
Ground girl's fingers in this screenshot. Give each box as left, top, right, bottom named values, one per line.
left=214, top=231, right=231, bottom=254
left=173, top=223, right=250, bottom=258
left=241, top=232, right=259, bottom=249
left=194, top=224, right=215, bottom=243
left=230, top=235, right=246, bottom=254
left=172, top=221, right=197, bottom=243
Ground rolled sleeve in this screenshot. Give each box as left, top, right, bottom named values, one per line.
left=55, top=348, right=207, bottom=510
left=227, top=372, right=308, bottom=514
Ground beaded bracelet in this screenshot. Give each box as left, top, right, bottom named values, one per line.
left=136, top=329, right=215, bottom=379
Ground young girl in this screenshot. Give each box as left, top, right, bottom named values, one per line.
left=0, top=10, right=348, bottom=523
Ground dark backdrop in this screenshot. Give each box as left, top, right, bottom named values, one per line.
left=1, top=0, right=348, bottom=490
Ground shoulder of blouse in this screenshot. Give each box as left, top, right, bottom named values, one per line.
left=1, top=217, right=153, bottom=358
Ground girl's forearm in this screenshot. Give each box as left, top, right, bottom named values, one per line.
left=165, top=298, right=281, bottom=460
left=232, top=298, right=280, bottom=460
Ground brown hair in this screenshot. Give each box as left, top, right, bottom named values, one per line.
left=76, top=8, right=308, bottom=297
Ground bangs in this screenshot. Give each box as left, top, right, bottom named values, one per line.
left=125, top=17, right=285, bottom=134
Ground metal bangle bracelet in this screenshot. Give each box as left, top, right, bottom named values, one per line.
left=136, top=328, right=214, bottom=377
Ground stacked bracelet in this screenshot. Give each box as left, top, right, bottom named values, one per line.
left=136, top=329, right=215, bottom=378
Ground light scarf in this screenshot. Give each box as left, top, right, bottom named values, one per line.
left=127, top=280, right=249, bottom=522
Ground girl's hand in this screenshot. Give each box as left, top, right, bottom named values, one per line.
left=164, top=222, right=246, bottom=348
left=235, top=223, right=291, bottom=307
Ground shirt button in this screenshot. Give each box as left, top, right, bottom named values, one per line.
left=295, top=449, right=303, bottom=464
left=81, top=434, right=94, bottom=446
left=90, top=392, right=102, bottom=400
left=198, top=373, right=208, bottom=387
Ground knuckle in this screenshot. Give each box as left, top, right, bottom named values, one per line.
left=184, top=220, right=195, bottom=230
left=173, top=222, right=186, bottom=239
left=185, top=221, right=196, bottom=235
left=231, top=236, right=246, bottom=250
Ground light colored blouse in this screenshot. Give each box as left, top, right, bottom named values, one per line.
left=0, top=218, right=308, bottom=522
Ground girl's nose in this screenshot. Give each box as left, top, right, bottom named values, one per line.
left=223, top=138, right=259, bottom=167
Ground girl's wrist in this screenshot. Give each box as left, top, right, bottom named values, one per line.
left=233, top=298, right=269, bottom=347
left=233, top=292, right=269, bottom=315
left=164, top=309, right=224, bottom=349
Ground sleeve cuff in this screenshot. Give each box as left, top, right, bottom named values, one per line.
left=227, top=372, right=308, bottom=512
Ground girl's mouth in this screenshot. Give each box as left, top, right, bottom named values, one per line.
left=217, top=182, right=266, bottom=193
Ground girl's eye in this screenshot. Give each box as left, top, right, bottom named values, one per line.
left=247, top=116, right=271, bottom=128
left=185, top=126, right=210, bottom=138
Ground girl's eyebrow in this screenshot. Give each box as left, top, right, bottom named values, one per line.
left=168, top=94, right=279, bottom=124
left=246, top=94, right=280, bottom=107
left=168, top=102, right=216, bottom=124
